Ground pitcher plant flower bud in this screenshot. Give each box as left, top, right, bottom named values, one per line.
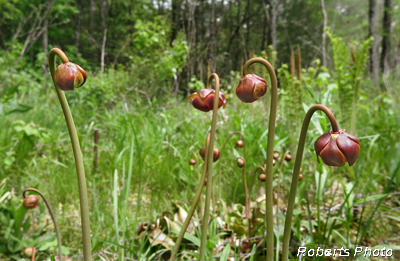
left=273, top=153, right=280, bottom=160
left=237, top=158, right=245, bottom=168
left=24, top=247, right=35, bottom=258
left=53, top=62, right=87, bottom=91
left=236, top=74, right=267, bottom=103
left=23, top=195, right=40, bottom=209
left=298, top=173, right=303, bottom=181
left=259, top=173, right=267, bottom=182
left=186, top=89, right=227, bottom=112
left=285, top=154, right=292, bottom=162
left=236, top=140, right=244, bottom=148
left=189, top=159, right=196, bottom=165
left=199, top=146, right=220, bottom=162
left=315, top=129, right=360, bottom=167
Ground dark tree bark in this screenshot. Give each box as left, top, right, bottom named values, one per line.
left=170, top=0, right=182, bottom=46
left=321, top=0, right=327, bottom=67
left=369, top=0, right=379, bottom=87
left=209, top=0, right=216, bottom=71
left=75, top=0, right=82, bottom=54
left=380, top=0, right=392, bottom=74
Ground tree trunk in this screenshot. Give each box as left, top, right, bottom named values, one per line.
left=42, top=12, right=49, bottom=75
left=209, top=0, right=216, bottom=71
left=369, top=0, right=379, bottom=87
left=380, top=0, right=392, bottom=74
left=75, top=0, right=82, bottom=54
left=100, top=0, right=108, bottom=73
left=321, top=0, right=328, bottom=67
left=170, top=0, right=182, bottom=46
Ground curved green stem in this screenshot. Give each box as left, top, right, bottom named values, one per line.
left=248, top=166, right=265, bottom=201
left=276, top=150, right=290, bottom=227
left=48, top=48, right=92, bottom=261
left=170, top=134, right=210, bottom=261
left=23, top=188, right=62, bottom=261
left=281, top=104, right=339, bottom=261
left=237, top=156, right=250, bottom=238
left=199, top=73, right=221, bottom=261
left=218, top=131, right=244, bottom=202
left=243, top=58, right=278, bottom=261
left=192, top=152, right=202, bottom=211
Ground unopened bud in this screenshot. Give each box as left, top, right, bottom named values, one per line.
left=259, top=174, right=266, bottom=181
left=236, top=140, right=244, bottom=148
left=237, top=158, right=245, bottom=168
left=23, top=195, right=39, bottom=209
left=189, top=159, right=196, bottom=165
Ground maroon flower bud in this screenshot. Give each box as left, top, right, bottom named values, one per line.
left=285, top=154, right=292, bottom=162
left=237, top=158, right=244, bottom=168
left=299, top=173, right=303, bottom=181
left=259, top=174, right=266, bottom=181
left=236, top=74, right=267, bottom=103
left=315, top=129, right=360, bottom=167
left=236, top=140, right=244, bottom=148
left=199, top=146, right=220, bottom=162
left=204, top=178, right=207, bottom=186
left=23, top=195, right=39, bottom=209
left=53, top=62, right=87, bottom=91
left=273, top=153, right=280, bottom=160
left=186, top=89, right=227, bottom=112
left=189, top=159, right=196, bottom=165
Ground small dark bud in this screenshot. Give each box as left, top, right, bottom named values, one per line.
left=189, top=159, right=196, bottom=165
left=199, top=146, right=220, bottom=162
left=259, top=174, right=266, bottom=181
left=299, top=173, right=303, bottom=181
left=285, top=154, right=292, bottom=162
left=273, top=153, right=280, bottom=159
left=237, top=158, right=245, bottom=168
left=236, top=140, right=244, bottom=148
left=23, top=195, right=39, bottom=209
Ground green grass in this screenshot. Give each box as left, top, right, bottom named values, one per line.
left=1, top=60, right=400, bottom=259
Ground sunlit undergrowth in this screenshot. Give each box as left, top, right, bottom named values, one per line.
left=1, top=41, right=400, bottom=259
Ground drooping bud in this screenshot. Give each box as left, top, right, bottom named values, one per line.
left=315, top=129, right=360, bottom=167
left=299, top=173, right=303, bottom=181
left=23, top=195, right=40, bottom=209
left=53, top=62, right=87, bottom=91
left=24, top=247, right=35, bottom=258
left=273, top=153, right=280, bottom=160
left=272, top=159, right=276, bottom=166
left=236, top=140, right=244, bottom=148
left=186, top=89, right=227, bottom=112
left=285, top=154, right=292, bottom=162
left=236, top=74, right=267, bottom=103
left=237, top=158, right=245, bottom=168
left=259, top=174, right=266, bottom=182
left=199, top=146, right=220, bottom=162
left=189, top=159, right=196, bottom=165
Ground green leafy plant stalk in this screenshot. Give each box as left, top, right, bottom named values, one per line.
left=170, top=134, right=210, bottom=260
left=241, top=58, right=278, bottom=261
left=48, top=48, right=92, bottom=261
left=199, top=73, right=222, bottom=261
left=281, top=105, right=341, bottom=261
left=22, top=188, right=62, bottom=261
